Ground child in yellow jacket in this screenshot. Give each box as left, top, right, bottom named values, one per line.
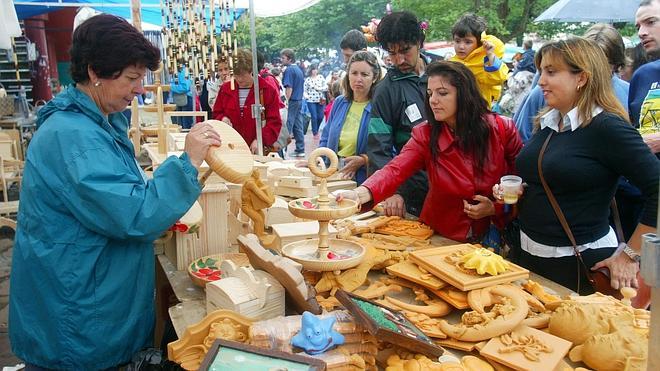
left=449, top=14, right=508, bottom=108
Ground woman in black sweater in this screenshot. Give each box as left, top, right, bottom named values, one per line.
left=496, top=37, right=659, bottom=295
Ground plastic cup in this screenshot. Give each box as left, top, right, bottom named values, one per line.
left=500, top=175, right=522, bottom=204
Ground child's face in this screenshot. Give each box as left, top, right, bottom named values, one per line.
left=453, top=33, right=479, bottom=60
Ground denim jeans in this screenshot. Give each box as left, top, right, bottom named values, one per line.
left=287, top=99, right=305, bottom=153
left=307, top=101, right=324, bottom=135
left=173, top=96, right=193, bottom=129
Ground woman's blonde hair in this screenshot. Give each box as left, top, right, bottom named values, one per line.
left=534, top=37, right=629, bottom=128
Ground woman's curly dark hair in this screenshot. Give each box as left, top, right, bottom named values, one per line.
left=70, top=14, right=160, bottom=83
left=375, top=11, right=425, bottom=49
left=424, top=61, right=490, bottom=171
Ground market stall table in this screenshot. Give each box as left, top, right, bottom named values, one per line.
left=159, top=235, right=576, bottom=339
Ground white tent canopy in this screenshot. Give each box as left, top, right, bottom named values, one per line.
left=235, top=0, right=319, bottom=17
left=1, top=0, right=22, bottom=50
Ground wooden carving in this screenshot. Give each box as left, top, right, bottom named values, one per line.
left=241, top=169, right=276, bottom=245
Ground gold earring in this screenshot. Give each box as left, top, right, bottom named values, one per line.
left=94, top=81, right=101, bottom=87
left=576, top=85, right=581, bottom=91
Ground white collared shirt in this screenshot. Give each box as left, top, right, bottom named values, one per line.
left=540, top=105, right=604, bottom=132
left=524, top=104, right=615, bottom=257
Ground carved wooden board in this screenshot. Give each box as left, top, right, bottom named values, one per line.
left=205, top=120, right=253, bottom=184
left=385, top=261, right=447, bottom=290
left=480, top=325, right=572, bottom=371
left=429, top=286, right=470, bottom=310
left=410, top=244, right=529, bottom=291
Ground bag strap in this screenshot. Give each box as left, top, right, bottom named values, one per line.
left=611, top=199, right=624, bottom=243
left=537, top=130, right=595, bottom=294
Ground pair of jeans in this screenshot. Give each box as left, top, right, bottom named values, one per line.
left=173, top=96, right=193, bottom=129
left=287, top=99, right=305, bottom=153
left=306, top=101, right=324, bottom=135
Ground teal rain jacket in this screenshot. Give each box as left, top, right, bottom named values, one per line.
left=9, top=86, right=201, bottom=369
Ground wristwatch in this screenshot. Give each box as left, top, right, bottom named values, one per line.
left=622, top=245, right=641, bottom=263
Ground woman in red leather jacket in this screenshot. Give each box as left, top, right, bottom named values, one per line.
left=338, top=61, right=522, bottom=242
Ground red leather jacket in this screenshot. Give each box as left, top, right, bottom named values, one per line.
left=212, top=75, right=282, bottom=146
left=363, top=113, right=522, bottom=242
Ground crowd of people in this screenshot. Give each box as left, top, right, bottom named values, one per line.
left=7, top=0, right=660, bottom=368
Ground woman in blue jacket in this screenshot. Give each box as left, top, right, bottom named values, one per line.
left=9, top=15, right=221, bottom=369
left=320, top=51, right=381, bottom=184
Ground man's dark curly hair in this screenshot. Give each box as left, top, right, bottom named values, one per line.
left=375, top=11, right=424, bottom=49
left=70, top=14, right=160, bottom=83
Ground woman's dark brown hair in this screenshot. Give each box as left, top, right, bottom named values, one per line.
left=424, top=61, right=490, bottom=170
left=70, top=14, right=160, bottom=83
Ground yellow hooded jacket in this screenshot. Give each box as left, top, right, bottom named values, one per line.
left=450, top=33, right=509, bottom=108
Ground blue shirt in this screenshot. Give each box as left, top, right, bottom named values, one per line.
left=628, top=59, right=660, bottom=129
left=514, top=74, right=629, bottom=143
left=282, top=64, right=304, bottom=101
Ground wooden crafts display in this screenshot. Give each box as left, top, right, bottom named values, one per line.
left=335, top=290, right=444, bottom=358
left=480, top=325, right=571, bottom=371
left=172, top=201, right=204, bottom=270
left=199, top=338, right=326, bottom=370
left=237, top=234, right=322, bottom=315
left=187, top=253, right=249, bottom=288
left=204, top=120, right=254, bottom=184
left=281, top=148, right=365, bottom=273
left=375, top=217, right=434, bottom=240
left=410, top=244, right=529, bottom=291
left=240, top=169, right=276, bottom=244
left=206, top=260, right=284, bottom=320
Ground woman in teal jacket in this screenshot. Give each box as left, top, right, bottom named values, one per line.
left=320, top=51, right=381, bottom=184
left=9, top=15, right=221, bottom=369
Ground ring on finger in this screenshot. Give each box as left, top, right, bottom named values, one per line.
left=204, top=132, right=209, bottom=138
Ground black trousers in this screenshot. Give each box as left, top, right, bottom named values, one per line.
left=518, top=247, right=616, bottom=295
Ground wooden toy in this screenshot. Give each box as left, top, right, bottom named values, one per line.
left=172, top=200, right=204, bottom=270
left=237, top=234, right=322, bottom=315
left=204, top=119, right=253, bottom=184
left=375, top=218, right=434, bottom=240
left=187, top=253, right=250, bottom=288
left=480, top=325, right=571, bottom=371
left=410, top=245, right=529, bottom=291
left=265, top=196, right=297, bottom=227
left=335, top=290, right=444, bottom=358
left=385, top=261, right=447, bottom=290
left=199, top=338, right=326, bottom=371
left=206, top=260, right=284, bottom=320
left=279, top=175, right=314, bottom=188
left=274, top=184, right=318, bottom=198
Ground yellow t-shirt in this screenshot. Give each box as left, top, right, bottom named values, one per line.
left=338, top=101, right=368, bottom=157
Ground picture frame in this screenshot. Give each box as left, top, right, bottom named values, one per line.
left=334, top=290, right=444, bottom=358
left=199, top=338, right=327, bottom=371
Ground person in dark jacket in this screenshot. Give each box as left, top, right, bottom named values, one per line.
left=367, top=10, right=429, bottom=217
left=9, top=14, right=221, bottom=369
left=513, top=39, right=536, bottom=75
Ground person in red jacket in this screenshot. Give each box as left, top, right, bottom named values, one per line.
left=338, top=61, right=522, bottom=242
left=212, top=48, right=282, bottom=153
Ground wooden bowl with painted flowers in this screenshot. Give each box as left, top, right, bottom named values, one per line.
left=187, top=253, right=251, bottom=288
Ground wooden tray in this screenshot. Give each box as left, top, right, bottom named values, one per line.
left=479, top=325, right=571, bottom=371
left=187, top=253, right=250, bottom=288
left=410, top=244, right=529, bottom=291
left=335, top=290, right=444, bottom=358
left=385, top=261, right=447, bottom=290
left=205, top=120, right=254, bottom=184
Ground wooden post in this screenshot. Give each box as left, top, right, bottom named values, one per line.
left=130, top=97, right=141, bottom=155
left=131, top=0, right=142, bottom=32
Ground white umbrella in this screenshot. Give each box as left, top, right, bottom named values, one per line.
left=235, top=0, right=320, bottom=17
left=535, top=0, right=641, bottom=23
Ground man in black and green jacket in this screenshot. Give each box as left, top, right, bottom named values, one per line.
left=367, top=10, right=428, bottom=217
